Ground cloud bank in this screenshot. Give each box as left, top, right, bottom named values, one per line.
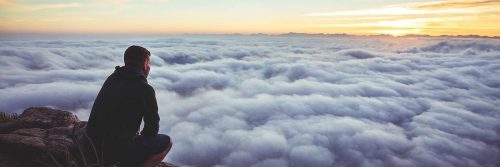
left=1, top=35, right=499, bottom=167
left=304, top=0, right=500, bottom=36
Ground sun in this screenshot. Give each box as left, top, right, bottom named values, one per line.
left=373, top=29, right=421, bottom=36
left=370, top=18, right=429, bottom=36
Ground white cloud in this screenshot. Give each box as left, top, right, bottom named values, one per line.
left=1, top=2, right=81, bottom=12
left=0, top=35, right=499, bottom=166
left=304, top=0, right=500, bottom=17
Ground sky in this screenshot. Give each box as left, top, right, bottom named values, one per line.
left=0, top=0, right=499, bottom=36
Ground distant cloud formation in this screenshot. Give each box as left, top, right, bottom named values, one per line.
left=412, top=0, right=500, bottom=9
left=305, top=0, right=500, bottom=36
left=1, top=35, right=499, bottom=167
left=0, top=2, right=81, bottom=12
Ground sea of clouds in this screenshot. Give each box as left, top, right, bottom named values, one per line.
left=1, top=35, right=499, bottom=167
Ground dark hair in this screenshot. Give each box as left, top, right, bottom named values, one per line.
left=124, top=45, right=150, bottom=66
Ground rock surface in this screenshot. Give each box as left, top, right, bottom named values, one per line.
left=0, top=107, right=178, bottom=167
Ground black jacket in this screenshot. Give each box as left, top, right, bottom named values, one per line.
left=85, top=65, right=159, bottom=164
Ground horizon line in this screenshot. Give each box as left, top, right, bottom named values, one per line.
left=1, top=31, right=499, bottom=39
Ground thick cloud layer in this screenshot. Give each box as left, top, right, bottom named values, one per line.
left=1, top=35, right=499, bottom=167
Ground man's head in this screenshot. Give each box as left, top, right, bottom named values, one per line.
left=124, top=45, right=151, bottom=77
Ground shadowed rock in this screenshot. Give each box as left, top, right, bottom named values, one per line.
left=0, top=107, right=83, bottom=166
left=18, top=107, right=79, bottom=128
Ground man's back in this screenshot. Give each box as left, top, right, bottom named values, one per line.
left=86, top=65, right=159, bottom=165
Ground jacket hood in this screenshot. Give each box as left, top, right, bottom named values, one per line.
left=112, top=65, right=147, bottom=82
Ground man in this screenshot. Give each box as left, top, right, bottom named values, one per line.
left=86, top=45, right=172, bottom=167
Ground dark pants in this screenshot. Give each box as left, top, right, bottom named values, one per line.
left=122, top=134, right=171, bottom=166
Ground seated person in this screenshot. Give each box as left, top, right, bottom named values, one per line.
left=86, top=45, right=172, bottom=167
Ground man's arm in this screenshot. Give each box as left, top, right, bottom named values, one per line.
left=140, top=85, right=159, bottom=137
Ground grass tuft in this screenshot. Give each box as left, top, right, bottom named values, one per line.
left=0, top=112, right=19, bottom=122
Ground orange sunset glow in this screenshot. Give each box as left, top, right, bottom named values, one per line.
left=0, top=0, right=499, bottom=36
